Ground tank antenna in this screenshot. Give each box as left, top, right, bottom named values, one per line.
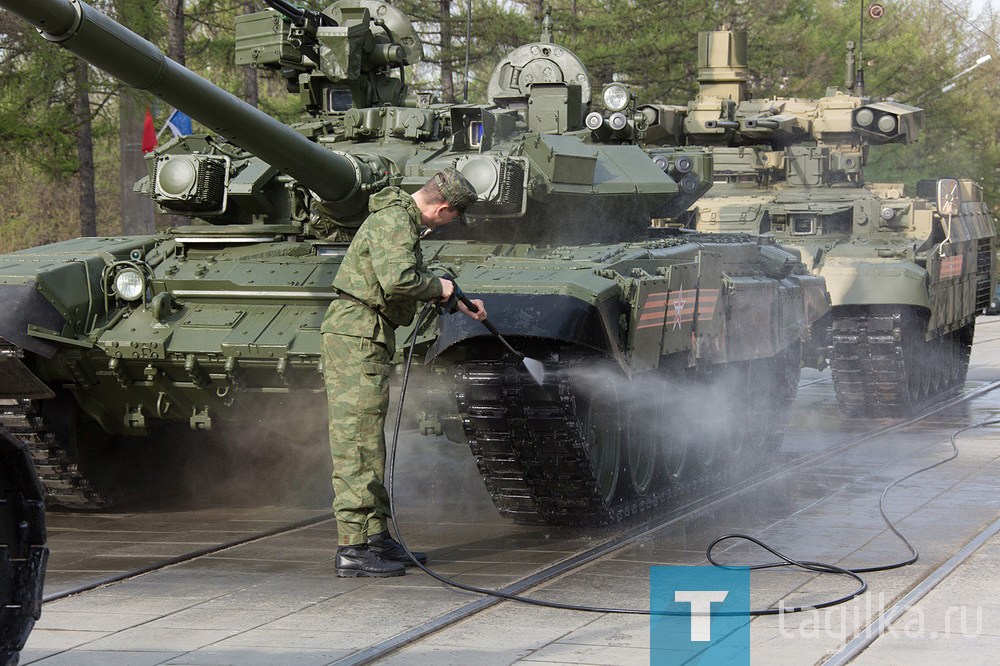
left=463, top=0, right=471, bottom=102
left=540, top=6, right=553, bottom=44
left=856, top=0, right=865, bottom=97
left=845, top=41, right=857, bottom=93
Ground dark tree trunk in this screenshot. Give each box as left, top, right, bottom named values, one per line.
left=74, top=60, right=97, bottom=237
left=166, top=0, right=185, bottom=66
left=439, top=0, right=455, bottom=103
left=115, top=1, right=155, bottom=235
left=242, top=1, right=259, bottom=107
left=118, top=92, right=154, bottom=235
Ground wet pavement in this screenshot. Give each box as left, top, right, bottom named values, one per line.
left=17, top=317, right=1000, bottom=665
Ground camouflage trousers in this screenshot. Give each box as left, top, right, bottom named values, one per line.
left=321, top=328, right=396, bottom=546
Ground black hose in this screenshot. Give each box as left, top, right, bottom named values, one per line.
left=386, top=301, right=997, bottom=616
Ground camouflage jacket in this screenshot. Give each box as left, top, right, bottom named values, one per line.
left=321, top=187, right=443, bottom=337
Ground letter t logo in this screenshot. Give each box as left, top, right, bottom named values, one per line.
left=674, top=590, right=729, bottom=641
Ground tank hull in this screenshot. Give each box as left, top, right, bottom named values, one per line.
left=0, top=232, right=826, bottom=520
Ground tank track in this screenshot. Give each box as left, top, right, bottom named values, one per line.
left=829, top=309, right=972, bottom=417
left=0, top=426, right=48, bottom=666
left=455, top=357, right=732, bottom=525
left=0, top=399, right=109, bottom=510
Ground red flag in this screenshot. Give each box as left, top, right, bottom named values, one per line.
left=141, top=107, right=157, bottom=153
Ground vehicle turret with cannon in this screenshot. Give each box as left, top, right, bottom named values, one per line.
left=633, top=30, right=995, bottom=416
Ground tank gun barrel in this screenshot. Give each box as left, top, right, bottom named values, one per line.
left=705, top=120, right=740, bottom=130
left=0, top=0, right=359, bottom=204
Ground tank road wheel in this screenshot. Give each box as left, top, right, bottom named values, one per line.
left=623, top=377, right=661, bottom=498
left=702, top=362, right=752, bottom=465
left=651, top=360, right=691, bottom=486
left=574, top=373, right=622, bottom=506
left=683, top=365, right=728, bottom=473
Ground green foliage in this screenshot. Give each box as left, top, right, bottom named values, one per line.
left=0, top=18, right=84, bottom=176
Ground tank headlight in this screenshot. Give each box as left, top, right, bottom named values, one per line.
left=114, top=269, right=145, bottom=301
left=854, top=108, right=874, bottom=127
left=880, top=206, right=896, bottom=221
left=602, top=84, right=631, bottom=112
left=585, top=111, right=605, bottom=130
left=877, top=114, right=897, bottom=133
left=157, top=156, right=199, bottom=196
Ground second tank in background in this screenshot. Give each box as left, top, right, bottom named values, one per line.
left=635, top=31, right=995, bottom=416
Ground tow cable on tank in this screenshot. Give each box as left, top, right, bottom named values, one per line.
left=386, top=301, right=998, bottom=616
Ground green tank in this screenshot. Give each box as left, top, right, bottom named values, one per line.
left=641, top=31, right=996, bottom=416
left=0, top=1, right=827, bottom=524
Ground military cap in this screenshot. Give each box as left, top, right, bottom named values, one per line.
left=434, top=167, right=478, bottom=225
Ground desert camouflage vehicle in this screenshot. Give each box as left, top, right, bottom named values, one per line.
left=639, top=31, right=995, bottom=416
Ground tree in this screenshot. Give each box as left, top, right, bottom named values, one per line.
left=112, top=0, right=160, bottom=236
left=74, top=59, right=97, bottom=237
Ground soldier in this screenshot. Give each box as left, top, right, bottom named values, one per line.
left=322, top=168, right=486, bottom=577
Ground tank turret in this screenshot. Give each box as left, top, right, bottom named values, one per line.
left=1, top=0, right=709, bottom=242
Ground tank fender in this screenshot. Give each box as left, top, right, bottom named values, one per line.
left=787, top=273, right=831, bottom=327
left=426, top=293, right=621, bottom=363
left=820, top=258, right=929, bottom=308
left=0, top=282, right=67, bottom=358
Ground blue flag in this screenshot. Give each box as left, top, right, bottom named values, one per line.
left=165, top=109, right=192, bottom=137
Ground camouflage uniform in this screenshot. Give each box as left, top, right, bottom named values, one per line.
left=321, top=187, right=442, bottom=546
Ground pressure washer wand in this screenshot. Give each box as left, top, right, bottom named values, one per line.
left=456, top=293, right=546, bottom=386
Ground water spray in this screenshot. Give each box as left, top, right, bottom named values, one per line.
left=384, top=300, right=996, bottom=617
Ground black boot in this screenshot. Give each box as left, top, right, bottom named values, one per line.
left=367, top=530, right=428, bottom=566
left=335, top=544, right=406, bottom=578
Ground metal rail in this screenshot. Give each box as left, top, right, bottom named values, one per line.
left=42, top=513, right=333, bottom=603
left=823, top=513, right=1000, bottom=666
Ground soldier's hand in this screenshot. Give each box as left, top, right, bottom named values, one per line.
left=458, top=299, right=487, bottom=322
left=439, top=277, right=455, bottom=302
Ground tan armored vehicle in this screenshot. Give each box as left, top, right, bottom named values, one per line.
left=641, top=31, right=996, bottom=416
